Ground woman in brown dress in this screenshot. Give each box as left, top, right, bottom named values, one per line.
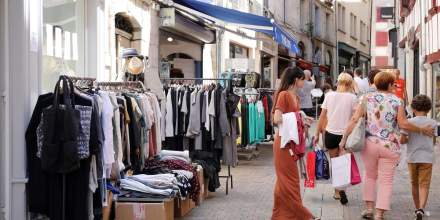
left=272, top=67, right=317, bottom=220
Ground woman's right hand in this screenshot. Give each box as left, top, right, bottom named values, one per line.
left=420, top=125, right=435, bottom=137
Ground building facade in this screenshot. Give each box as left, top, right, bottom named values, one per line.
left=397, top=0, right=440, bottom=120
left=371, top=0, right=397, bottom=69
left=336, top=0, right=372, bottom=75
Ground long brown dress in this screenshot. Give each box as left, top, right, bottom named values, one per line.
left=272, top=91, right=313, bottom=220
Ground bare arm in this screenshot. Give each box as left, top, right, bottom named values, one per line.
left=273, top=109, right=283, bottom=125
left=397, top=105, right=434, bottom=136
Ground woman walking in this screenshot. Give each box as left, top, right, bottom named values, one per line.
left=314, top=73, right=358, bottom=205
left=340, top=71, right=434, bottom=220
left=271, top=67, right=317, bottom=220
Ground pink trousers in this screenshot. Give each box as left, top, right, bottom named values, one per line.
left=361, top=138, right=400, bottom=210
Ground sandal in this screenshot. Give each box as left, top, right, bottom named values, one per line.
left=339, top=190, right=348, bottom=205
left=415, top=209, right=424, bottom=220
left=333, top=195, right=341, bottom=200
left=374, top=215, right=384, bottom=220
left=361, top=209, right=374, bottom=219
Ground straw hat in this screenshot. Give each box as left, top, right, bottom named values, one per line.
left=127, top=56, right=144, bottom=75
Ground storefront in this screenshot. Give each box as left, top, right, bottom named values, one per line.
left=338, top=42, right=356, bottom=73
left=159, top=7, right=215, bottom=79
left=432, top=63, right=440, bottom=120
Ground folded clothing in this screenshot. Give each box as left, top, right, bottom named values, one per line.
left=160, top=150, right=190, bottom=162
left=120, top=178, right=174, bottom=196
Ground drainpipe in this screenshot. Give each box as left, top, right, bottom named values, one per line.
left=369, top=0, right=373, bottom=73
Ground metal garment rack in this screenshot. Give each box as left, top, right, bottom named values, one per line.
left=161, top=77, right=234, bottom=195
left=96, top=81, right=147, bottom=92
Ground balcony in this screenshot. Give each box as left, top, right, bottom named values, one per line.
left=323, top=0, right=333, bottom=7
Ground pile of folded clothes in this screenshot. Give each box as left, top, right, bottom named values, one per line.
left=120, top=150, right=200, bottom=202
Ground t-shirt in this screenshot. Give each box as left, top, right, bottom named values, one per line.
left=394, top=78, right=405, bottom=100
left=354, top=76, right=369, bottom=95
left=321, top=91, right=357, bottom=135
left=298, top=80, right=316, bottom=109
left=405, top=116, right=437, bottom=163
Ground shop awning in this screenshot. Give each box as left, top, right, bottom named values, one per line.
left=173, top=0, right=299, bottom=54
left=173, top=0, right=273, bottom=30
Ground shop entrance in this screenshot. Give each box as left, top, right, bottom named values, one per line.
left=115, top=13, right=141, bottom=77
left=261, top=52, right=273, bottom=88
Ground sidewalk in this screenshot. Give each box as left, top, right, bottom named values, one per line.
left=183, top=123, right=440, bottom=219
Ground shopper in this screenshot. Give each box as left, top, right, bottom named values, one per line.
left=354, top=68, right=369, bottom=95
left=340, top=71, right=434, bottom=220
left=314, top=73, right=358, bottom=205
left=271, top=67, right=318, bottom=220
left=366, top=69, right=381, bottom=93
left=400, top=95, right=437, bottom=220
left=298, top=70, right=316, bottom=117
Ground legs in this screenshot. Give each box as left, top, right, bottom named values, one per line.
left=408, top=163, right=433, bottom=210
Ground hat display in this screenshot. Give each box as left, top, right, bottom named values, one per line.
left=127, top=57, right=144, bottom=75
left=121, top=48, right=142, bottom=58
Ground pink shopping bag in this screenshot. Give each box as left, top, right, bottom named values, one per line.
left=351, top=153, right=361, bottom=185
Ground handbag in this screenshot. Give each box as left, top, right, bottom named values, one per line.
left=345, top=97, right=367, bottom=152
left=315, top=149, right=330, bottom=180
left=350, top=153, right=362, bottom=185
left=41, top=76, right=81, bottom=174
left=331, top=153, right=351, bottom=189
left=304, top=151, right=316, bottom=188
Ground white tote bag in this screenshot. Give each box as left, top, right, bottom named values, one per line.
left=331, top=154, right=352, bottom=189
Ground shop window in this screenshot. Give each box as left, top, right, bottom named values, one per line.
left=230, top=43, right=249, bottom=58
left=42, top=0, right=85, bottom=93
left=433, top=63, right=440, bottom=121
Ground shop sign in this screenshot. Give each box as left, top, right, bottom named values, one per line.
left=225, top=58, right=255, bottom=72
left=273, top=25, right=299, bottom=55
left=160, top=8, right=175, bottom=27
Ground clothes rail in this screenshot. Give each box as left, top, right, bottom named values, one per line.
left=96, top=81, right=147, bottom=91
left=160, top=77, right=231, bottom=81
left=162, top=77, right=234, bottom=195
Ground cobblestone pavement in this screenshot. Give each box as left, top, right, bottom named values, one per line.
left=183, top=125, right=440, bottom=220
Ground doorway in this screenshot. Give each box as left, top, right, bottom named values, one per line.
left=413, top=45, right=420, bottom=95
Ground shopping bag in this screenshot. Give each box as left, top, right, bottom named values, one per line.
left=304, top=151, right=316, bottom=188
left=315, top=149, right=330, bottom=180
left=331, top=153, right=351, bottom=189
left=350, top=153, right=362, bottom=185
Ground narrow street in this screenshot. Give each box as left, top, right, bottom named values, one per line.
left=184, top=125, right=440, bottom=220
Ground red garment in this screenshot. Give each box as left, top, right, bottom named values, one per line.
left=262, top=96, right=270, bottom=122
left=287, top=112, right=306, bottom=159
left=394, top=79, right=405, bottom=100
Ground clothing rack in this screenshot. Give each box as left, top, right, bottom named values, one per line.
left=96, top=81, right=147, bottom=91
left=162, top=77, right=234, bottom=195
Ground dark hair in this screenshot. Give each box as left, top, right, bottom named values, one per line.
left=411, top=94, right=432, bottom=112
left=343, top=69, right=354, bottom=77
left=272, top=67, right=305, bottom=113
left=322, top=83, right=332, bottom=91
left=354, top=68, right=363, bottom=76
left=374, top=71, right=395, bottom=91
left=368, top=69, right=381, bottom=84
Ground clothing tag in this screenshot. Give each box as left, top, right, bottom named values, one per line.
left=289, top=149, right=294, bottom=156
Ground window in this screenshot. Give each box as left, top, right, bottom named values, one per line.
left=325, top=13, right=330, bottom=39
left=230, top=43, right=249, bottom=58
left=350, top=13, right=357, bottom=39
left=367, top=25, right=370, bottom=42
left=338, top=4, right=346, bottom=32
left=314, top=6, right=321, bottom=37
left=42, top=0, right=85, bottom=93
left=360, top=21, right=366, bottom=44
left=300, top=0, right=307, bottom=29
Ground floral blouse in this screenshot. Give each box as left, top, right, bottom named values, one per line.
left=365, top=92, right=402, bottom=153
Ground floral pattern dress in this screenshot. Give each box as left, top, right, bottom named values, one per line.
left=365, top=92, right=403, bottom=153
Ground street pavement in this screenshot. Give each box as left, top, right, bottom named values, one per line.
left=182, top=124, right=440, bottom=220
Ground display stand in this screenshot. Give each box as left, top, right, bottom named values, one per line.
left=161, top=77, right=234, bottom=195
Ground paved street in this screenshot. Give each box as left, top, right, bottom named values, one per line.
left=183, top=126, right=440, bottom=220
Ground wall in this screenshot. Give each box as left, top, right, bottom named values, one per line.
left=106, top=0, right=158, bottom=82
left=337, top=0, right=371, bottom=56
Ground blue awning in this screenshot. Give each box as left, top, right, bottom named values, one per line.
left=173, top=0, right=299, bottom=54
left=173, top=0, right=273, bottom=30
left=272, top=23, right=300, bottom=54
